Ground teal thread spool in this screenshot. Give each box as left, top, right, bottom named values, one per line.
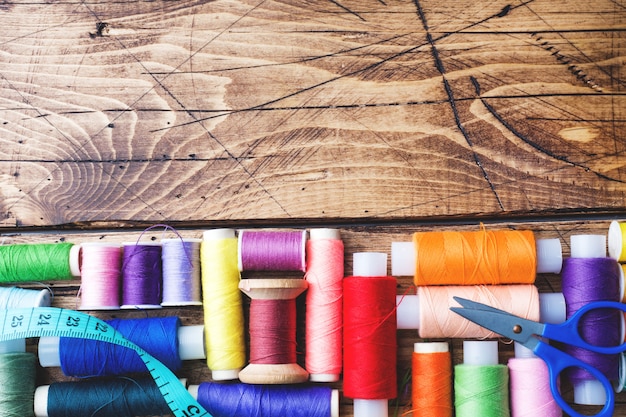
left=0, top=243, right=80, bottom=282
left=454, top=340, right=510, bottom=417
left=0, top=352, right=37, bottom=417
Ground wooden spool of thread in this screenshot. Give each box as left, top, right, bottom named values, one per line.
left=411, top=342, right=453, bottom=417
left=454, top=341, right=510, bottom=417
left=238, top=278, right=309, bottom=384
left=0, top=243, right=81, bottom=283
left=343, top=252, right=397, bottom=417
left=305, top=228, right=344, bottom=382
left=79, top=242, right=122, bottom=310
left=200, top=229, right=246, bottom=381
left=391, top=229, right=563, bottom=284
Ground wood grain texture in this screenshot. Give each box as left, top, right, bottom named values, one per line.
left=2, top=219, right=625, bottom=416
left=1, top=0, right=625, bottom=227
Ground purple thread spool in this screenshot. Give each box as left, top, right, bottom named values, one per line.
left=562, top=234, right=622, bottom=405
left=238, top=230, right=307, bottom=272
left=161, top=238, right=202, bottom=306
left=121, top=242, right=163, bottom=309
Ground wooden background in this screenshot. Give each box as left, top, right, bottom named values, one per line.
left=1, top=0, right=625, bottom=415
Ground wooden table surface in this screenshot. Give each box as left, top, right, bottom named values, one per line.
left=1, top=0, right=625, bottom=416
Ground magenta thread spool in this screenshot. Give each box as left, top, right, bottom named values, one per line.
left=121, top=242, right=162, bottom=309
left=161, top=238, right=202, bottom=306
left=238, top=230, right=307, bottom=272
left=79, top=242, right=122, bottom=310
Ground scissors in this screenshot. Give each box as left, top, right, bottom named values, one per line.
left=450, top=297, right=626, bottom=417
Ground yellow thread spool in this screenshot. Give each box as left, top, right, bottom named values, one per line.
left=200, top=229, right=246, bottom=381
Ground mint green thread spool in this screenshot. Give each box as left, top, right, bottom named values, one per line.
left=0, top=243, right=81, bottom=283
left=455, top=340, right=510, bottom=417
left=0, top=352, right=37, bottom=417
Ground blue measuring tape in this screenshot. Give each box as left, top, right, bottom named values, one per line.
left=0, top=307, right=210, bottom=417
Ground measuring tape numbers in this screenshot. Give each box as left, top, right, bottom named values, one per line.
left=0, top=307, right=210, bottom=417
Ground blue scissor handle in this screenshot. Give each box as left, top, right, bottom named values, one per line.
left=542, top=300, right=626, bottom=355
left=534, top=340, right=615, bottom=417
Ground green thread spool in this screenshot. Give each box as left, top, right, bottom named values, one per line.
left=0, top=243, right=80, bottom=282
left=0, top=352, right=37, bottom=417
left=455, top=340, right=510, bottom=417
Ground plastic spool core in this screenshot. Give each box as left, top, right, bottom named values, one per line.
left=391, top=238, right=563, bottom=276
left=608, top=221, right=624, bottom=261
left=463, top=340, right=498, bottom=366
left=69, top=244, right=82, bottom=277
left=570, top=235, right=606, bottom=259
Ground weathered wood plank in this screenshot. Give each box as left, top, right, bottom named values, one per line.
left=1, top=0, right=625, bottom=227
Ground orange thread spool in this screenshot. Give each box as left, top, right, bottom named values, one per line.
left=412, top=229, right=536, bottom=286
left=411, top=342, right=452, bottom=417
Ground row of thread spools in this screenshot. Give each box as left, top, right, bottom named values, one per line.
left=0, top=223, right=625, bottom=416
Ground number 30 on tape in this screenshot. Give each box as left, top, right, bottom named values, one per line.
left=1, top=307, right=210, bottom=417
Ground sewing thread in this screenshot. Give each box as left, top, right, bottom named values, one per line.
left=411, top=342, right=452, bottom=417
left=79, top=242, right=122, bottom=310
left=343, top=274, right=397, bottom=400
left=121, top=242, right=162, bottom=308
left=508, top=357, right=561, bottom=417
left=412, top=228, right=536, bottom=285
left=58, top=316, right=182, bottom=377
left=304, top=229, right=344, bottom=382
left=238, top=230, right=307, bottom=271
left=0, top=352, right=37, bottom=417
left=0, top=243, right=78, bottom=282
left=416, top=284, right=540, bottom=338
left=454, top=364, right=510, bottom=417
left=195, top=382, right=335, bottom=417
left=161, top=238, right=202, bottom=306
left=200, top=229, right=245, bottom=380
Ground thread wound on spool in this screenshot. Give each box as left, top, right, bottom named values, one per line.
left=305, top=233, right=344, bottom=381
left=238, top=230, right=307, bottom=271
left=58, top=316, right=182, bottom=377
left=44, top=377, right=170, bottom=417
left=0, top=243, right=76, bottom=282
left=454, top=364, right=510, bottom=417
left=411, top=343, right=452, bottom=417
left=200, top=231, right=245, bottom=380
left=508, top=357, right=561, bottom=417
left=412, top=229, right=536, bottom=285
left=343, top=275, right=397, bottom=400
left=80, top=243, right=122, bottom=310
left=0, top=352, right=37, bottom=417
left=417, top=285, right=540, bottom=338
left=161, top=238, right=202, bottom=306
left=121, top=243, right=162, bottom=308
left=196, top=382, right=334, bottom=417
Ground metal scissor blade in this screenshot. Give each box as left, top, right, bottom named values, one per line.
left=450, top=297, right=544, bottom=347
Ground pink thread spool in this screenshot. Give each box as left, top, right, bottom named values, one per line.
left=79, top=243, right=122, bottom=310
left=238, top=278, right=309, bottom=384
left=238, top=230, right=307, bottom=272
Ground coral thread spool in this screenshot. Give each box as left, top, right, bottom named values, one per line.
left=344, top=252, right=397, bottom=417
left=305, top=228, right=344, bottom=382
left=79, top=242, right=122, bottom=310
left=200, top=229, right=245, bottom=381
left=391, top=231, right=562, bottom=283
left=238, top=278, right=309, bottom=384
left=121, top=242, right=162, bottom=309
left=411, top=342, right=453, bottom=417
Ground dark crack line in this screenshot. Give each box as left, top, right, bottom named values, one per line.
left=328, top=0, right=366, bottom=21
left=414, top=0, right=504, bottom=210
left=470, top=76, right=626, bottom=184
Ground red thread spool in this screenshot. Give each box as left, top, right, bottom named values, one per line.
left=238, top=278, right=309, bottom=384
left=344, top=252, right=397, bottom=417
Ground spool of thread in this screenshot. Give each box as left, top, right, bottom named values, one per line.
left=411, top=342, right=452, bottom=417
left=608, top=220, right=626, bottom=262
left=391, top=230, right=563, bottom=284
left=161, top=238, right=202, bottom=306
left=395, top=284, right=541, bottom=338
left=344, top=252, right=397, bottom=417
left=304, top=228, right=344, bottom=382
left=238, top=229, right=307, bottom=271
left=0, top=243, right=81, bottom=283
left=189, top=382, right=339, bottom=417
left=454, top=340, right=510, bottom=417
left=121, top=242, right=162, bottom=309
left=0, top=286, right=52, bottom=353
left=508, top=343, right=561, bottom=417
left=79, top=242, right=122, bottom=310
left=200, top=229, right=246, bottom=381
left=238, top=278, right=309, bottom=384
left=33, top=377, right=179, bottom=417
left=562, top=234, right=621, bottom=405
left=38, top=316, right=205, bottom=377
left=0, top=352, right=37, bottom=417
